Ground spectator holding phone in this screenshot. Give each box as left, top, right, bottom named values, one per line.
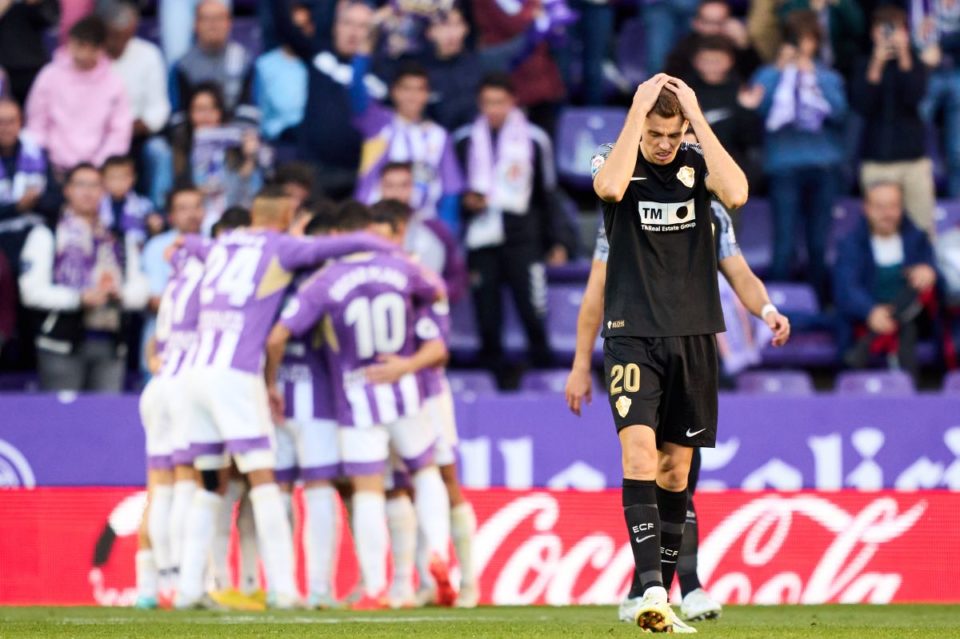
left=170, top=83, right=266, bottom=234
left=851, top=6, right=934, bottom=237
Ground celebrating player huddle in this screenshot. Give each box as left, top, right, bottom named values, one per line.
left=135, top=187, right=477, bottom=611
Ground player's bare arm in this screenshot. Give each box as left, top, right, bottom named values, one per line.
left=718, top=254, right=791, bottom=347
left=593, top=74, right=670, bottom=203
left=264, top=323, right=292, bottom=420
left=364, top=338, right=448, bottom=385
left=665, top=77, right=749, bottom=210
left=565, top=259, right=606, bottom=416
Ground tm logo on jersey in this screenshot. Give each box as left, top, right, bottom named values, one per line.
left=637, top=199, right=696, bottom=233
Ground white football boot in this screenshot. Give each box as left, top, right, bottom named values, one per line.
left=681, top=588, right=722, bottom=621
left=632, top=586, right=674, bottom=632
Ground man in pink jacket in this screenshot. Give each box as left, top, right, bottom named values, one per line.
left=25, top=15, right=132, bottom=176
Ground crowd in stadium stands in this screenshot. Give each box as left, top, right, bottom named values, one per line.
left=1, top=0, right=960, bottom=392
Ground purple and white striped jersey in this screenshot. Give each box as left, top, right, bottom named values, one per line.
left=191, top=229, right=392, bottom=375
left=155, top=247, right=205, bottom=378
left=281, top=252, right=445, bottom=427
left=277, top=335, right=336, bottom=422
left=415, top=297, right=451, bottom=400
left=278, top=280, right=335, bottom=422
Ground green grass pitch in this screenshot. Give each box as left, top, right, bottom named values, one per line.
left=2, top=605, right=959, bottom=638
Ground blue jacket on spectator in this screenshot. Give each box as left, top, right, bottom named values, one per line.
left=833, top=215, right=935, bottom=322
left=752, top=64, right=848, bottom=173
left=271, top=0, right=386, bottom=184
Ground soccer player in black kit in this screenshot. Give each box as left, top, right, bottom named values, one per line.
left=592, top=73, right=749, bottom=632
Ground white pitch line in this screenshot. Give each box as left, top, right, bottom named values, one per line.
left=56, top=615, right=510, bottom=625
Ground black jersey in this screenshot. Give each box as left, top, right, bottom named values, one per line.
left=595, top=142, right=725, bottom=338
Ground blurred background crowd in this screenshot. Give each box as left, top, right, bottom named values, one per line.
left=2, top=0, right=960, bottom=395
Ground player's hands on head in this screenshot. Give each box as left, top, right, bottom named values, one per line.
left=365, top=354, right=413, bottom=385
left=564, top=366, right=593, bottom=417
left=631, top=74, right=670, bottom=117
left=764, top=310, right=791, bottom=347
left=663, top=77, right=703, bottom=123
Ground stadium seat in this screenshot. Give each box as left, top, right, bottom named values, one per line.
left=943, top=370, right=960, bottom=394
left=615, top=18, right=647, bottom=88
left=448, top=296, right=528, bottom=360
left=547, top=260, right=591, bottom=283
left=736, top=370, right=815, bottom=395
left=935, top=199, right=960, bottom=233
left=555, top=107, right=628, bottom=189
left=447, top=370, right=498, bottom=395
left=826, top=198, right=865, bottom=265
left=521, top=369, right=602, bottom=395
left=835, top=370, right=916, bottom=395
left=761, top=331, right=837, bottom=368
left=766, top=282, right=820, bottom=315
left=736, top=198, right=773, bottom=274
left=233, top=17, right=263, bottom=57
left=545, top=284, right=588, bottom=358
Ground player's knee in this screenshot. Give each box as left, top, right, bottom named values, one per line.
left=621, top=444, right=657, bottom=480
left=200, top=469, right=221, bottom=493
left=657, top=456, right=690, bottom=491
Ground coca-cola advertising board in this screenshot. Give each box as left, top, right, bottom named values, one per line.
left=1, top=488, right=958, bottom=605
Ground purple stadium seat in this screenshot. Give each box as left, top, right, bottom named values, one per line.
left=547, top=260, right=591, bottom=283
left=944, top=370, right=960, bottom=394
left=447, top=370, right=498, bottom=395
left=836, top=370, right=916, bottom=395
left=233, top=17, right=263, bottom=57
left=521, top=369, right=601, bottom=394
left=545, top=284, right=585, bottom=356
left=0, top=373, right=40, bottom=392
left=761, top=331, right=837, bottom=368
left=556, top=107, right=628, bottom=189
left=138, top=18, right=161, bottom=46
left=766, top=282, right=820, bottom=314
left=448, top=294, right=533, bottom=360
left=736, top=370, right=815, bottom=395
left=826, top=198, right=864, bottom=265
left=616, top=18, right=648, bottom=87
left=736, top=198, right=773, bottom=273
left=935, top=200, right=960, bottom=233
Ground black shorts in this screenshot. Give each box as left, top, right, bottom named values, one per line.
left=603, top=335, right=719, bottom=448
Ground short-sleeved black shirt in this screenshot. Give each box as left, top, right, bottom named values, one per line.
left=594, top=142, right=725, bottom=338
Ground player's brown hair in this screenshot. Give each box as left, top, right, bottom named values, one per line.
left=649, top=89, right=682, bottom=120
left=251, top=185, right=294, bottom=226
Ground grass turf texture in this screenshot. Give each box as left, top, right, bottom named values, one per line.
left=1, top=605, right=958, bottom=638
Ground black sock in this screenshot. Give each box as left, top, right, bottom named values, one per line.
left=623, top=478, right=662, bottom=595
left=678, top=493, right=702, bottom=597
left=656, top=484, right=688, bottom=591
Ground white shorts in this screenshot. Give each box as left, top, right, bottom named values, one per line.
left=140, top=376, right=173, bottom=471
left=182, top=367, right=276, bottom=473
left=340, top=411, right=437, bottom=477
left=165, top=374, right=195, bottom=467
left=275, top=417, right=341, bottom=483
left=423, top=386, right=459, bottom=467
left=384, top=452, right=412, bottom=492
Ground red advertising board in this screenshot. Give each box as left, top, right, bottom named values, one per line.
left=1, top=488, right=958, bottom=605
